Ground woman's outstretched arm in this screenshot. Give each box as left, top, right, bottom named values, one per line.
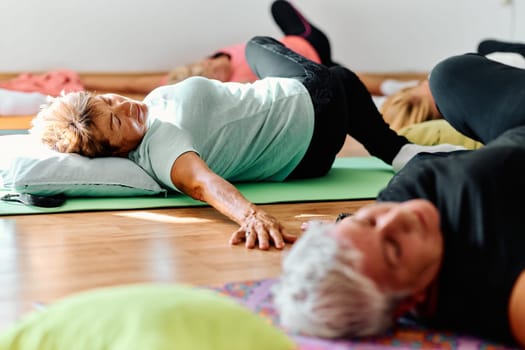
left=170, top=151, right=298, bottom=250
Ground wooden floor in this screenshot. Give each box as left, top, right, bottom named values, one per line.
left=0, top=131, right=373, bottom=330
left=0, top=199, right=373, bottom=328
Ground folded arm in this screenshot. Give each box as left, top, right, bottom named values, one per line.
left=170, top=151, right=297, bottom=250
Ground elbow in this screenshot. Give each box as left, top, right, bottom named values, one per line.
left=180, top=180, right=206, bottom=202
left=169, top=152, right=215, bottom=202
left=175, top=175, right=208, bottom=202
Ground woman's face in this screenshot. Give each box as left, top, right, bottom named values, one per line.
left=92, top=93, right=149, bottom=156
left=332, top=199, right=444, bottom=296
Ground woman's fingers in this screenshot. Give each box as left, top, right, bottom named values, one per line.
left=229, top=226, right=296, bottom=250
left=254, top=229, right=270, bottom=250
left=267, top=227, right=286, bottom=249
left=245, top=229, right=258, bottom=249
left=229, top=229, right=246, bottom=245
left=282, top=231, right=299, bottom=243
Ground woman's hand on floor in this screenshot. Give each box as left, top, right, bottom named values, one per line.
left=171, top=152, right=297, bottom=250
left=229, top=208, right=298, bottom=250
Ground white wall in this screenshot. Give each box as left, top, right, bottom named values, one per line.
left=0, top=0, right=517, bottom=73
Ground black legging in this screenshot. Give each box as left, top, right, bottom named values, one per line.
left=478, top=39, right=525, bottom=57
left=245, top=36, right=408, bottom=179
left=429, top=53, right=525, bottom=144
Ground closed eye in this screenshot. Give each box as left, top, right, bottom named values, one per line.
left=110, top=113, right=121, bottom=130
left=335, top=212, right=352, bottom=222
left=384, top=237, right=400, bottom=268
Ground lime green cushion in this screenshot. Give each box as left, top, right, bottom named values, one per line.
left=398, top=119, right=484, bottom=150
left=0, top=284, right=295, bottom=350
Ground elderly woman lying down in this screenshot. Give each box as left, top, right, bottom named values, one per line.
left=30, top=36, right=460, bottom=250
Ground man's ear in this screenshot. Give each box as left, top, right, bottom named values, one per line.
left=393, top=291, right=427, bottom=318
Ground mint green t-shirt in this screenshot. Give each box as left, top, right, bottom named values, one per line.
left=129, top=77, right=314, bottom=191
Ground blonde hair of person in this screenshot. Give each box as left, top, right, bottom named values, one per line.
left=380, top=85, right=441, bottom=132
left=165, top=53, right=232, bottom=85
left=272, top=221, right=410, bottom=338
left=31, top=91, right=118, bottom=157
left=165, top=61, right=206, bottom=85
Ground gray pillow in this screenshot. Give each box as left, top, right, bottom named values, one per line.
left=0, top=135, right=166, bottom=197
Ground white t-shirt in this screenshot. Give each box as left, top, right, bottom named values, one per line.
left=128, top=77, right=315, bottom=191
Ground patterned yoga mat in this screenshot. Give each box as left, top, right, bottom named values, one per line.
left=216, top=279, right=517, bottom=350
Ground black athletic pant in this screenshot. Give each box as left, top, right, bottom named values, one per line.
left=478, top=39, right=525, bottom=57
left=245, top=36, right=409, bottom=179
left=429, top=53, right=525, bottom=144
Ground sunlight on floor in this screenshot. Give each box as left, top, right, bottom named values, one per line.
left=113, top=211, right=213, bottom=224
left=294, top=213, right=332, bottom=219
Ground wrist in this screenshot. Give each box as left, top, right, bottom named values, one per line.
left=243, top=205, right=257, bottom=220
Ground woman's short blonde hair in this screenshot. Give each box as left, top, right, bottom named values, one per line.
left=272, top=221, right=409, bottom=338
left=380, top=86, right=441, bottom=132
left=30, top=91, right=117, bottom=157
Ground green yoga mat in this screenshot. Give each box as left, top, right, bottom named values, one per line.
left=0, top=157, right=393, bottom=216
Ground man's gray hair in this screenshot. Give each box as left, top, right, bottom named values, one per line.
left=272, top=221, right=405, bottom=338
